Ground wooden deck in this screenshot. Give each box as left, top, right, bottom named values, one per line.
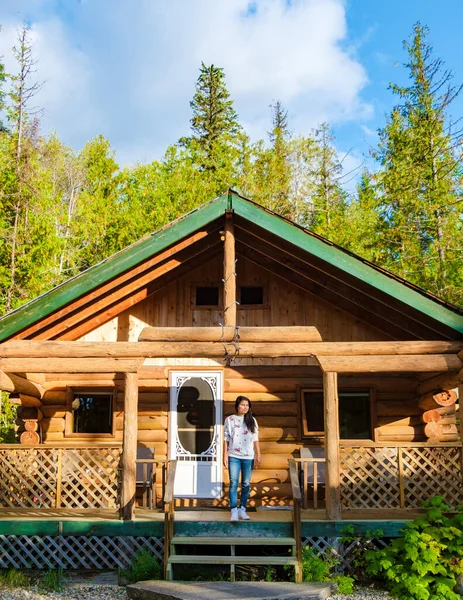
left=0, top=506, right=425, bottom=522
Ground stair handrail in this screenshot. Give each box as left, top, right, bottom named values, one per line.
left=163, top=459, right=177, bottom=579
left=289, top=458, right=303, bottom=583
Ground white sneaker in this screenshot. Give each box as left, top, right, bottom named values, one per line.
left=230, top=508, right=239, bottom=522
left=238, top=507, right=250, bottom=520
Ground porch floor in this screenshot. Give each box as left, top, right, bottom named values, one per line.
left=0, top=507, right=425, bottom=522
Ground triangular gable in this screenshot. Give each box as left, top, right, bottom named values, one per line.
left=1, top=190, right=462, bottom=341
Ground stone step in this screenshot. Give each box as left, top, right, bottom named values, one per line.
left=168, top=555, right=299, bottom=565
left=171, top=536, right=296, bottom=546
left=127, top=581, right=332, bottom=600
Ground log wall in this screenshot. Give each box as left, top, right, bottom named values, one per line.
left=38, top=366, right=428, bottom=506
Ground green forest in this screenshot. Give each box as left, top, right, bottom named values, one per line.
left=0, top=22, right=462, bottom=315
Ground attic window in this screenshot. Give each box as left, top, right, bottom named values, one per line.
left=240, top=286, right=264, bottom=306
left=195, top=286, right=219, bottom=307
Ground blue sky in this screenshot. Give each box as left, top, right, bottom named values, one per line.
left=0, top=0, right=462, bottom=179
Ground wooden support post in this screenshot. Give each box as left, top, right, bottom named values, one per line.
left=324, top=371, right=341, bottom=521
left=223, top=212, right=236, bottom=328
left=121, top=372, right=138, bottom=520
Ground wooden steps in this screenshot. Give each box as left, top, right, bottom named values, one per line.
left=169, top=556, right=298, bottom=566
left=171, top=536, right=296, bottom=545
left=167, top=534, right=300, bottom=582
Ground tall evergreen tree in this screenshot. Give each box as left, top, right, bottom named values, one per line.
left=0, top=27, right=6, bottom=131
left=189, top=62, right=241, bottom=168
left=1, top=24, right=56, bottom=313
left=186, top=62, right=245, bottom=196
left=245, top=101, right=293, bottom=217
left=374, top=23, right=463, bottom=303
left=308, top=123, right=348, bottom=241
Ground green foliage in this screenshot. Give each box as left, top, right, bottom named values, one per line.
left=339, top=524, right=384, bottom=581
left=373, top=23, right=463, bottom=305
left=301, top=547, right=331, bottom=582
left=39, top=568, right=65, bottom=592
left=122, top=548, right=162, bottom=583
left=299, top=546, right=354, bottom=594
left=0, top=392, right=17, bottom=443
left=265, top=565, right=276, bottom=582
left=0, top=23, right=462, bottom=316
left=365, top=496, right=463, bottom=600
left=0, top=568, right=30, bottom=587
left=333, top=574, right=355, bottom=595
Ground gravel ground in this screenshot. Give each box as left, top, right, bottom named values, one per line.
left=0, top=583, right=391, bottom=600
left=0, top=583, right=128, bottom=599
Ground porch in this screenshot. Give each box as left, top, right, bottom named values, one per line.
left=0, top=442, right=460, bottom=576
left=0, top=442, right=460, bottom=515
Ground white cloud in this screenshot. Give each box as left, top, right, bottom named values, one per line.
left=0, top=0, right=371, bottom=164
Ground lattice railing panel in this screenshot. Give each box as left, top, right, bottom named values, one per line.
left=401, top=446, right=463, bottom=508
left=0, top=536, right=164, bottom=569
left=60, top=447, right=121, bottom=509
left=340, top=446, right=400, bottom=509
left=302, top=536, right=388, bottom=573
left=0, top=447, right=121, bottom=509
left=0, top=448, right=58, bottom=508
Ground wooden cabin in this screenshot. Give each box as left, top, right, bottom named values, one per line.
left=0, top=190, right=462, bottom=575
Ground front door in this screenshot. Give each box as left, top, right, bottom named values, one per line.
left=169, top=371, right=223, bottom=498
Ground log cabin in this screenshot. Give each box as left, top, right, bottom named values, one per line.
left=0, top=189, right=462, bottom=578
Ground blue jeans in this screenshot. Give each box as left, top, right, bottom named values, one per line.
left=229, top=456, right=254, bottom=509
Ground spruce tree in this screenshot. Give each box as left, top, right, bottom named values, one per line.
left=375, top=23, right=463, bottom=304
left=190, top=62, right=241, bottom=168
left=309, top=123, right=348, bottom=241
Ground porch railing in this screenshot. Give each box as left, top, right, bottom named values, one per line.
left=340, top=443, right=463, bottom=510
left=0, top=444, right=122, bottom=509
left=288, top=459, right=303, bottom=583
left=163, top=460, right=177, bottom=579
left=295, top=443, right=463, bottom=512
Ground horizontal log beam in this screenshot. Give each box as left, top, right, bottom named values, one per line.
left=0, top=358, right=144, bottom=374
left=317, top=355, right=462, bottom=373
left=0, top=370, right=44, bottom=397
left=1, top=340, right=462, bottom=359
left=139, top=326, right=322, bottom=342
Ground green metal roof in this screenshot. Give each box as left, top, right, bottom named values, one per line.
left=1, top=190, right=462, bottom=340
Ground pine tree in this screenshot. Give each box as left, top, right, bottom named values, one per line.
left=0, top=27, right=6, bottom=131
left=245, top=102, right=292, bottom=216
left=190, top=62, right=240, bottom=167
left=343, top=170, right=383, bottom=263
left=309, top=123, right=348, bottom=241
left=186, top=62, right=245, bottom=196
left=374, top=23, right=463, bottom=303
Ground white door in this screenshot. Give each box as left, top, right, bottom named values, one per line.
left=169, top=371, right=223, bottom=498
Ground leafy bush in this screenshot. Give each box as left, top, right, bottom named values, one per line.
left=300, top=547, right=354, bottom=594
left=365, top=496, right=463, bottom=600
left=0, top=393, right=17, bottom=443
left=122, top=548, right=162, bottom=583
left=340, top=524, right=385, bottom=581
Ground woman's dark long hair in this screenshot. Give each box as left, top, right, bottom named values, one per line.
left=235, top=395, right=256, bottom=433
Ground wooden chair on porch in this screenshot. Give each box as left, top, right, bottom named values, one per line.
left=135, top=447, right=156, bottom=509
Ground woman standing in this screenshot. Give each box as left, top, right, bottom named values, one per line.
left=223, top=396, right=261, bottom=521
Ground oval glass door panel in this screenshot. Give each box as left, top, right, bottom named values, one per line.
left=177, top=377, right=215, bottom=455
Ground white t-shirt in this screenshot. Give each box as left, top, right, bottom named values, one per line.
left=224, top=414, right=259, bottom=459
